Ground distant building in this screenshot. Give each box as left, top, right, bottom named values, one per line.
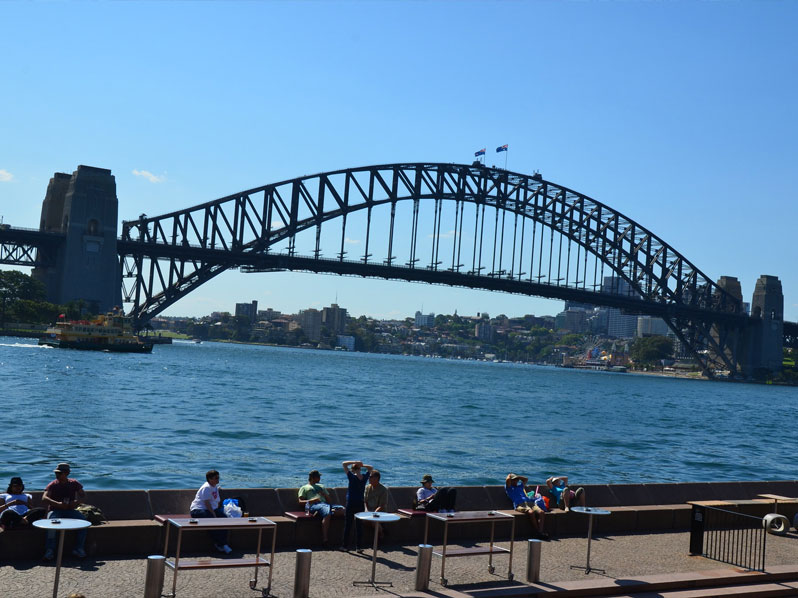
left=235, top=300, right=258, bottom=323
left=415, top=311, right=435, bottom=328
left=555, top=309, right=588, bottom=333
left=336, top=335, right=356, bottom=351
left=607, top=308, right=638, bottom=339
left=475, top=321, right=496, bottom=343
left=298, top=309, right=322, bottom=341
left=637, top=316, right=671, bottom=338
left=257, top=308, right=281, bottom=321
left=322, top=303, right=348, bottom=334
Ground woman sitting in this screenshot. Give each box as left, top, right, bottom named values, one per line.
left=0, top=476, right=46, bottom=529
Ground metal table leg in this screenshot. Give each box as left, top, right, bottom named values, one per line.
left=51, top=529, right=65, bottom=598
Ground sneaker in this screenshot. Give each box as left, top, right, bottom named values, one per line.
left=72, top=547, right=87, bottom=558
left=43, top=549, right=54, bottom=561
left=221, top=544, right=232, bottom=554
left=214, top=544, right=226, bottom=553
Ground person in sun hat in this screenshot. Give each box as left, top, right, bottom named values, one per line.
left=505, top=473, right=549, bottom=540
left=415, top=474, right=457, bottom=512
left=546, top=475, right=585, bottom=512
left=41, top=462, right=88, bottom=560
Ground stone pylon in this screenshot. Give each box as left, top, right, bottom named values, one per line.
left=32, top=165, right=121, bottom=313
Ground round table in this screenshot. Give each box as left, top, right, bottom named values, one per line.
left=352, top=512, right=401, bottom=587
left=33, top=517, right=92, bottom=598
left=569, top=506, right=611, bottom=574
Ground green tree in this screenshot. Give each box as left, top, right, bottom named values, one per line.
left=630, top=335, right=674, bottom=366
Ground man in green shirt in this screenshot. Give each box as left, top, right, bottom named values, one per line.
left=298, top=469, right=342, bottom=546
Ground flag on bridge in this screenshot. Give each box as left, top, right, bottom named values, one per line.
left=474, top=148, right=486, bottom=157
left=496, top=144, right=508, bottom=153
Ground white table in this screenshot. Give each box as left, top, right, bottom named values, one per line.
left=569, top=506, right=611, bottom=574
left=33, top=517, right=92, bottom=598
left=352, top=512, right=401, bottom=587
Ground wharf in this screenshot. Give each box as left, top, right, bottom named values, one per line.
left=2, top=530, right=797, bottom=597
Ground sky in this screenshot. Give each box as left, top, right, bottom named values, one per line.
left=1, top=0, right=796, bottom=322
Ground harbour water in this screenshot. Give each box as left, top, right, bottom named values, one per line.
left=2, top=337, right=796, bottom=491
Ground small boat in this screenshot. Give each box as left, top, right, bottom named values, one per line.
left=39, top=310, right=154, bottom=353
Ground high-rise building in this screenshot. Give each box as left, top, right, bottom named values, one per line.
left=415, top=311, right=435, bottom=328
left=322, top=303, right=348, bottom=334
left=298, top=309, right=322, bottom=341
left=475, top=321, right=496, bottom=343
left=235, top=300, right=258, bottom=323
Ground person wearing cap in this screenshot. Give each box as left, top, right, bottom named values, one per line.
left=0, top=476, right=46, bottom=530
left=298, top=469, right=344, bottom=548
left=546, top=475, right=585, bottom=512
left=505, top=474, right=549, bottom=540
left=415, top=474, right=457, bottom=513
left=41, top=463, right=88, bottom=560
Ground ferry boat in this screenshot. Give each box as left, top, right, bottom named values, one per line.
left=39, top=310, right=154, bottom=353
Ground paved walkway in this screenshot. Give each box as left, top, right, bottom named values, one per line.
left=2, top=530, right=797, bottom=597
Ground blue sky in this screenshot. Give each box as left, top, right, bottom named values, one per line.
left=2, top=1, right=796, bottom=321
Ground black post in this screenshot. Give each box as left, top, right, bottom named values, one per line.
left=689, top=504, right=705, bottom=555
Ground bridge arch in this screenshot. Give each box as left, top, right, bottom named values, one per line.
left=120, top=162, right=746, bottom=374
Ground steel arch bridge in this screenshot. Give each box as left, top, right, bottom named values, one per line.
left=119, top=162, right=749, bottom=376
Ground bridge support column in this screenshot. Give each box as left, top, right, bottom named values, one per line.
left=744, top=275, right=784, bottom=377
left=32, top=165, right=121, bottom=314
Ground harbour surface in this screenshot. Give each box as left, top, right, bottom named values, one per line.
left=2, top=337, right=796, bottom=490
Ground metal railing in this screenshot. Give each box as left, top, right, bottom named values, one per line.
left=689, top=504, right=766, bottom=571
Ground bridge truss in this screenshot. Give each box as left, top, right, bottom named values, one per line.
left=119, top=162, right=752, bottom=377
left=0, top=227, right=62, bottom=267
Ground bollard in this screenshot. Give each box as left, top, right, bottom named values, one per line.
left=415, top=544, right=433, bottom=591
left=526, top=539, right=542, bottom=583
left=293, top=548, right=312, bottom=598
left=143, top=555, right=166, bottom=598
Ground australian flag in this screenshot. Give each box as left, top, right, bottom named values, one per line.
left=474, top=148, right=486, bottom=157
left=496, top=144, right=508, bottom=153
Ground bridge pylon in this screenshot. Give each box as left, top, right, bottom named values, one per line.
left=32, top=165, right=121, bottom=314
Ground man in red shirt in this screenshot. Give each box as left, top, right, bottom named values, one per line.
left=41, top=463, right=87, bottom=560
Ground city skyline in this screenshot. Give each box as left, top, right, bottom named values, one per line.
left=1, top=1, right=796, bottom=321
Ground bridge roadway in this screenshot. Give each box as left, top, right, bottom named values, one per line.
left=1, top=531, right=797, bottom=597
left=0, top=224, right=795, bottom=346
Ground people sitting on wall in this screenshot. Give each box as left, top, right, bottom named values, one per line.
left=505, top=473, right=549, bottom=540
left=546, top=475, right=585, bottom=511
left=0, top=476, right=46, bottom=530
left=41, top=463, right=88, bottom=560
left=415, top=474, right=457, bottom=512
left=189, top=469, right=232, bottom=554
left=298, top=469, right=344, bottom=548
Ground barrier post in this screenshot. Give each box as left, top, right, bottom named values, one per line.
left=526, top=539, right=542, bottom=583
left=689, top=505, right=705, bottom=555
left=415, top=544, right=433, bottom=591
left=143, top=554, right=166, bottom=598
left=293, top=548, right=312, bottom=598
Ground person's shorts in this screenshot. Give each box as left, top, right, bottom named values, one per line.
left=309, top=503, right=331, bottom=517
left=515, top=503, right=542, bottom=514
left=309, top=503, right=344, bottom=517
